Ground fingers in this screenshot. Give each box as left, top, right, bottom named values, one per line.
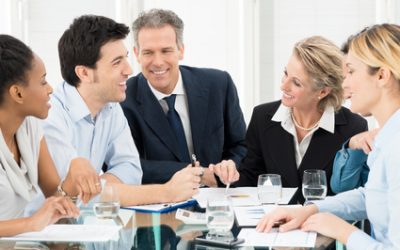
left=211, top=160, right=239, bottom=184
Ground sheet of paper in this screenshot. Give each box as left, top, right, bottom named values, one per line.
left=234, top=204, right=301, bottom=226
left=194, top=187, right=297, bottom=208
left=1, top=225, right=121, bottom=242
left=237, top=228, right=316, bottom=247
left=123, top=199, right=195, bottom=212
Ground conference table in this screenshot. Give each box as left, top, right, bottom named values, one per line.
left=0, top=204, right=335, bottom=250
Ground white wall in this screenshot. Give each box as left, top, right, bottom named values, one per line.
left=1, top=0, right=399, bottom=124
left=258, top=0, right=376, bottom=105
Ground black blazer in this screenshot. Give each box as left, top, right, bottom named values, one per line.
left=235, top=101, right=367, bottom=201
left=121, top=65, right=247, bottom=184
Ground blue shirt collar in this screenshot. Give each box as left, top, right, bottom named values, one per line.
left=55, top=82, right=113, bottom=123
left=374, top=108, right=400, bottom=149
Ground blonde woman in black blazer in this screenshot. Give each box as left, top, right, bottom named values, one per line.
left=236, top=36, right=367, bottom=202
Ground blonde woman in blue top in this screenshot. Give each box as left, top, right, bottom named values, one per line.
left=257, top=23, right=400, bottom=249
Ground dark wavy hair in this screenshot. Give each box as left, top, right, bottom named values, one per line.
left=58, top=15, right=130, bottom=87
left=0, top=34, right=34, bottom=105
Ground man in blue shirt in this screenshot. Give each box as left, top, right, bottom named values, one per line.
left=43, top=15, right=203, bottom=206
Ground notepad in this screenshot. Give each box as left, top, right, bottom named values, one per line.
left=122, top=199, right=197, bottom=213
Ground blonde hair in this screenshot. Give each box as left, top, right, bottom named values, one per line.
left=293, top=36, right=344, bottom=111
left=350, top=24, right=400, bottom=82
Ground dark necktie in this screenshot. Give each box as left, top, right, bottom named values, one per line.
left=164, top=94, right=190, bottom=162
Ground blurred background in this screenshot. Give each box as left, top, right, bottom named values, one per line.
left=1, top=0, right=399, bottom=123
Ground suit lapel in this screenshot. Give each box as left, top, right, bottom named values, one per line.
left=265, top=123, right=300, bottom=187
left=136, top=76, right=183, bottom=160
left=298, top=112, right=346, bottom=174
left=182, top=67, right=209, bottom=155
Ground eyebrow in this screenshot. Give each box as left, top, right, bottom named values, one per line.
left=285, top=68, right=304, bottom=84
left=110, top=51, right=128, bottom=63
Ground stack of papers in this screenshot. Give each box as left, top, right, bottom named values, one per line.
left=238, top=228, right=316, bottom=247
left=0, top=225, right=121, bottom=242
left=194, top=187, right=297, bottom=208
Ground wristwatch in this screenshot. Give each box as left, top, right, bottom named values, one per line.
left=57, top=180, right=67, bottom=197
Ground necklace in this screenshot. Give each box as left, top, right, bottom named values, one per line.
left=290, top=111, right=320, bottom=131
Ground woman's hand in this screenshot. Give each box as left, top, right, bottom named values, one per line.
left=301, top=212, right=358, bottom=244
left=256, top=205, right=318, bottom=233
left=28, top=196, right=79, bottom=232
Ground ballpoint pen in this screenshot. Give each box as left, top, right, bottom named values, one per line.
left=191, top=154, right=197, bottom=167
left=225, top=182, right=230, bottom=194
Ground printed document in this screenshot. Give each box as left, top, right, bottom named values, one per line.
left=238, top=228, right=316, bottom=247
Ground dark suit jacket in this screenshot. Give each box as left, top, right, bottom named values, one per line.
left=235, top=101, right=367, bottom=201
left=121, top=65, right=247, bottom=184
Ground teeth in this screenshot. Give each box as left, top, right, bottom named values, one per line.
left=283, top=92, right=293, bottom=99
left=153, top=70, right=166, bottom=75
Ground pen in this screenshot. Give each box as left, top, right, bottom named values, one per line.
left=191, top=154, right=197, bottom=167
left=225, top=182, right=230, bottom=194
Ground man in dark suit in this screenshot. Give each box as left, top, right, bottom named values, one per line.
left=121, top=9, right=246, bottom=186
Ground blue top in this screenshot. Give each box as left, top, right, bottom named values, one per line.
left=44, top=82, right=142, bottom=185
left=330, top=141, right=369, bottom=193
left=315, top=109, right=400, bottom=249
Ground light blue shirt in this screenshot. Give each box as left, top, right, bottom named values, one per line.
left=330, top=140, right=369, bottom=193
left=44, top=82, right=142, bottom=185
left=314, top=109, right=400, bottom=249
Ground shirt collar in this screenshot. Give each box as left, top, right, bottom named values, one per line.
left=147, top=71, right=185, bottom=100
left=271, top=104, right=335, bottom=134
left=59, top=81, right=113, bottom=122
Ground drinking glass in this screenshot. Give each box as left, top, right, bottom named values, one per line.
left=93, top=183, right=120, bottom=219
left=302, top=169, right=327, bottom=202
left=257, top=174, right=282, bottom=204
left=206, top=196, right=234, bottom=234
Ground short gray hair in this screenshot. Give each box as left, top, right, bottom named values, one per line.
left=132, top=9, right=184, bottom=49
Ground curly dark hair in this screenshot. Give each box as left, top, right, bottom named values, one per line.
left=58, top=15, right=130, bottom=87
left=0, top=34, right=34, bottom=105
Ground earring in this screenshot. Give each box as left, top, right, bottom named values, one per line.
left=318, top=96, right=321, bottom=100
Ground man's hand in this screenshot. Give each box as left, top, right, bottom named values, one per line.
left=164, top=163, right=203, bottom=202
left=209, top=159, right=239, bottom=185
left=63, top=157, right=101, bottom=204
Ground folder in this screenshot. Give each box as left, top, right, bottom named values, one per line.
left=121, top=199, right=197, bottom=213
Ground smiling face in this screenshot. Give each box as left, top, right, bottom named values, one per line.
left=342, top=51, right=381, bottom=115
left=134, top=25, right=184, bottom=95
left=280, top=53, right=321, bottom=110
left=20, top=55, right=53, bottom=119
left=90, top=39, right=132, bottom=104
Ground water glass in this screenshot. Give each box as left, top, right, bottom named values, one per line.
left=93, top=183, right=120, bottom=219
left=257, top=174, right=282, bottom=204
left=302, top=169, right=327, bottom=202
left=206, top=196, right=234, bottom=234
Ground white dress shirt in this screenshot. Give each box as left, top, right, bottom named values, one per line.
left=147, top=71, right=194, bottom=156
left=271, top=104, right=335, bottom=168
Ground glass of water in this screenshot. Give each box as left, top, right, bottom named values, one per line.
left=257, top=174, right=282, bottom=204
left=302, top=169, right=327, bottom=202
left=93, top=183, right=120, bottom=219
left=206, top=196, right=234, bottom=234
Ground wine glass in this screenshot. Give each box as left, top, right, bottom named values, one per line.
left=302, top=169, right=327, bottom=202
